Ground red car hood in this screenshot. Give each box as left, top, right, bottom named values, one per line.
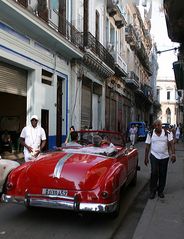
left=24, top=151, right=116, bottom=191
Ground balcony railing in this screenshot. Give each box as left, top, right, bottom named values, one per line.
left=136, top=42, right=152, bottom=75
left=56, top=17, right=83, bottom=49
left=110, top=50, right=127, bottom=76
left=82, top=32, right=115, bottom=70
left=13, top=0, right=83, bottom=49
left=129, top=71, right=139, bottom=83
left=13, top=0, right=114, bottom=71
left=16, top=0, right=27, bottom=6
left=125, top=24, right=152, bottom=76
left=125, top=71, right=139, bottom=89
left=141, top=83, right=153, bottom=102
left=125, top=24, right=139, bottom=49
left=107, top=0, right=127, bottom=27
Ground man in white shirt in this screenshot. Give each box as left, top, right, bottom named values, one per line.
left=144, top=119, right=176, bottom=199
left=129, top=124, right=137, bottom=146
left=20, top=115, right=46, bottom=162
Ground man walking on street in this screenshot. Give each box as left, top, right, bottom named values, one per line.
left=129, top=124, right=137, bottom=146
left=144, top=119, right=176, bottom=199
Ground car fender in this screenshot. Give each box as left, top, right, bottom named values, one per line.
left=0, top=159, right=20, bottom=193
left=103, top=162, right=127, bottom=195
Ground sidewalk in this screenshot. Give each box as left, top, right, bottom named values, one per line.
left=132, top=142, right=184, bottom=239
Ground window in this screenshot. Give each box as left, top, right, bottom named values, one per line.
left=167, top=91, right=170, bottom=100
left=42, top=69, right=53, bottom=86
left=109, top=23, right=115, bottom=51
left=106, top=17, right=109, bottom=48
left=50, top=0, right=59, bottom=11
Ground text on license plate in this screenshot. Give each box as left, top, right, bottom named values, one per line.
left=42, top=188, right=68, bottom=196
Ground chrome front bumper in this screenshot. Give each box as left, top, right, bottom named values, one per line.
left=1, top=194, right=117, bottom=213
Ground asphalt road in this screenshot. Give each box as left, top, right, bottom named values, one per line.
left=0, top=142, right=149, bottom=239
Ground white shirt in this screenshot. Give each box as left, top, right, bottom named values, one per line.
left=129, top=127, right=137, bottom=135
left=145, top=129, right=173, bottom=159
left=176, top=127, right=180, bottom=135
left=20, top=124, right=46, bottom=157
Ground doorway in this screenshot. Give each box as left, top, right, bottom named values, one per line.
left=41, top=109, right=49, bottom=150
left=56, top=77, right=63, bottom=146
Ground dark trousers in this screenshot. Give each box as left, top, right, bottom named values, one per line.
left=150, top=154, right=169, bottom=193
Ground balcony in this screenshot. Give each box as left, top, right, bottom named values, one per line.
left=111, top=50, right=127, bottom=77
left=125, top=71, right=139, bottom=90
left=135, top=83, right=153, bottom=105
left=125, top=24, right=152, bottom=75
left=125, top=24, right=139, bottom=50
left=107, top=0, right=127, bottom=28
left=0, top=0, right=83, bottom=60
left=82, top=32, right=115, bottom=78
left=136, top=42, right=152, bottom=76
left=141, top=84, right=153, bottom=101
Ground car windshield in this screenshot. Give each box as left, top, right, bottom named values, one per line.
left=61, top=130, right=125, bottom=156
left=77, top=130, right=125, bottom=146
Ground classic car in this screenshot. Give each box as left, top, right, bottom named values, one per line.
left=1, top=130, right=139, bottom=217
left=0, top=159, right=20, bottom=197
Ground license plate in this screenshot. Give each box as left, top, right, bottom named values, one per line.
left=42, top=188, right=68, bottom=196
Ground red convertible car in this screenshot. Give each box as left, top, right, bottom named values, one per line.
left=2, top=130, right=139, bottom=217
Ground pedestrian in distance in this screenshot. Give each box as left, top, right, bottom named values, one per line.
left=169, top=125, right=175, bottom=141
left=129, top=124, right=137, bottom=146
left=175, top=124, right=180, bottom=143
left=20, top=115, right=46, bottom=162
left=65, top=131, right=81, bottom=147
left=1, top=130, right=12, bottom=153
left=65, top=125, right=75, bottom=144
left=144, top=119, right=176, bottom=199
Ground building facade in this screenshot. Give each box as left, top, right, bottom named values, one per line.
left=0, top=0, right=156, bottom=151
left=157, top=78, right=180, bottom=125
